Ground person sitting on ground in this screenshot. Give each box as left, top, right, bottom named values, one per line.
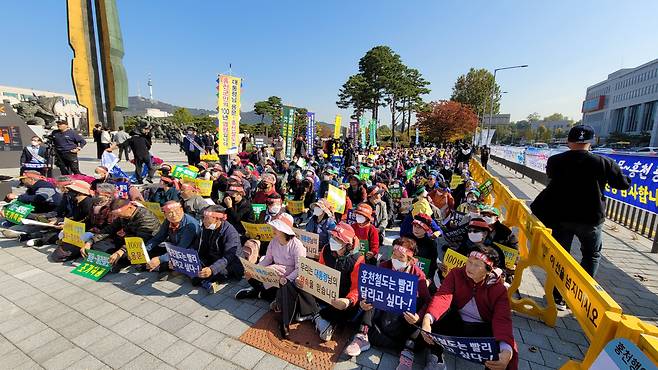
left=408, top=214, right=439, bottom=287
left=252, top=173, right=279, bottom=204
left=194, top=205, right=243, bottom=290
left=255, top=193, right=286, bottom=255
left=179, top=182, right=210, bottom=220
left=345, top=238, right=431, bottom=370
left=223, top=184, right=255, bottom=241
left=351, top=203, right=380, bottom=264
left=306, top=199, right=336, bottom=251
left=90, top=166, right=114, bottom=191
left=480, top=206, right=518, bottom=250
left=145, top=201, right=201, bottom=272
left=428, top=181, right=455, bottom=221
left=47, top=180, right=95, bottom=261
left=148, top=176, right=180, bottom=206
left=451, top=218, right=507, bottom=273
left=347, top=174, right=367, bottom=206
left=4, top=170, right=61, bottom=214
left=235, top=213, right=306, bottom=303
left=366, top=185, right=388, bottom=243
left=421, top=246, right=518, bottom=370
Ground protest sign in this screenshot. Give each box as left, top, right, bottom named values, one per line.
left=71, top=250, right=111, bottom=281
left=298, top=257, right=341, bottom=304
left=200, top=153, right=219, bottom=161
left=241, top=222, right=273, bottom=241
left=143, top=202, right=165, bottom=223
left=359, top=166, right=371, bottom=181
left=116, top=181, right=129, bottom=199
left=358, top=240, right=369, bottom=256
left=165, top=243, right=201, bottom=278
left=477, top=179, right=494, bottom=198
left=389, top=186, right=403, bottom=200
left=333, top=115, right=342, bottom=139
left=358, top=264, right=418, bottom=313
left=125, top=237, right=149, bottom=264
left=415, top=256, right=431, bottom=276
left=194, top=179, right=213, bottom=197
left=293, top=227, right=320, bottom=258
left=286, top=200, right=305, bottom=215
left=62, top=218, right=86, bottom=248
left=3, top=201, right=34, bottom=224
left=494, top=242, right=519, bottom=270
left=405, top=166, right=417, bottom=181
left=239, top=257, right=280, bottom=287
left=251, top=204, right=266, bottom=218
left=171, top=165, right=198, bottom=180
left=399, top=198, right=413, bottom=214
left=443, top=248, right=468, bottom=276
left=216, top=74, right=241, bottom=155
left=591, top=338, right=658, bottom=370
left=442, top=223, right=469, bottom=243
left=422, top=332, right=499, bottom=364
left=327, top=184, right=346, bottom=214
left=346, top=209, right=357, bottom=225
left=450, top=174, right=462, bottom=189
left=449, top=211, right=467, bottom=225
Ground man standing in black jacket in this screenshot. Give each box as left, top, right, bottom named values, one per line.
left=50, top=120, right=86, bottom=175
left=124, top=128, right=152, bottom=184
left=531, top=125, right=631, bottom=309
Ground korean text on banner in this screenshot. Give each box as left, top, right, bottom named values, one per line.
left=216, top=74, right=241, bottom=155
left=125, top=237, right=149, bottom=264
left=251, top=204, right=266, bottom=218
left=603, top=153, right=658, bottom=214
left=442, top=224, right=469, bottom=244
left=62, top=218, right=86, bottom=248
left=333, top=115, right=342, bottom=139
left=422, top=333, right=499, bottom=364
left=591, top=338, right=658, bottom=370
left=71, top=250, right=111, bottom=281
left=171, top=165, right=198, bottom=180
left=327, top=184, right=346, bottom=214
left=306, top=112, right=315, bottom=156
left=282, top=106, right=295, bottom=159
left=360, top=120, right=367, bottom=148
left=194, top=179, right=213, bottom=197
left=405, top=166, right=417, bottom=181
left=143, top=202, right=165, bottom=223
left=3, top=201, right=34, bottom=224
left=359, top=166, right=371, bottom=181
left=239, top=257, right=280, bottom=287
left=298, top=257, right=341, bottom=304
left=286, top=200, right=305, bottom=215
left=477, top=179, right=494, bottom=198
left=443, top=248, right=468, bottom=276
left=293, top=228, right=320, bottom=258
left=494, top=242, right=519, bottom=270
left=165, top=243, right=201, bottom=278
left=241, top=222, right=273, bottom=241
left=358, top=264, right=418, bottom=314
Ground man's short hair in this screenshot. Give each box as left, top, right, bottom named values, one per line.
left=109, top=198, right=131, bottom=210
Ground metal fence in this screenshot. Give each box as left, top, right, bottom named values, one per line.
left=490, top=155, right=658, bottom=253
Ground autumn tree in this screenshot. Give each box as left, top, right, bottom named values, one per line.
left=417, top=100, right=478, bottom=143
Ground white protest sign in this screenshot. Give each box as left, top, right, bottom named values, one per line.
left=293, top=227, right=320, bottom=259
left=298, top=256, right=341, bottom=304
left=239, top=257, right=280, bottom=288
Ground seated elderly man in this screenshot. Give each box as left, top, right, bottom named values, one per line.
left=145, top=200, right=200, bottom=272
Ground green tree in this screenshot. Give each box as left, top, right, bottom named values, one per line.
left=253, top=101, right=269, bottom=123
left=527, top=112, right=541, bottom=122
left=172, top=108, right=194, bottom=126
left=337, top=74, right=371, bottom=121
left=450, top=68, right=502, bottom=117
left=399, top=67, right=431, bottom=136
left=293, top=107, right=309, bottom=137
left=252, top=96, right=283, bottom=135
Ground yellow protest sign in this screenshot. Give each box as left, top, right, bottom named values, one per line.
left=286, top=200, right=305, bottom=215
left=62, top=218, right=85, bottom=248
left=293, top=227, right=320, bottom=258
left=443, top=248, right=467, bottom=276
left=194, top=179, right=213, bottom=197
left=242, top=222, right=273, bottom=241
left=239, top=257, right=280, bottom=287
left=450, top=174, right=462, bottom=189
left=125, top=237, right=149, bottom=264
left=143, top=202, right=165, bottom=223
left=494, top=242, right=520, bottom=270
left=327, top=185, right=346, bottom=214
left=200, top=153, right=219, bottom=161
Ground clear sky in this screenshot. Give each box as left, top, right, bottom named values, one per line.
left=3, top=0, right=658, bottom=124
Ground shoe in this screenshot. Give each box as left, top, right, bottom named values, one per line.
left=294, top=313, right=315, bottom=323
left=423, top=353, right=446, bottom=370
left=270, top=300, right=281, bottom=313
left=555, top=298, right=567, bottom=311
left=146, top=178, right=153, bottom=184
left=313, top=316, right=334, bottom=342
left=396, top=348, right=414, bottom=370
left=26, top=238, right=44, bottom=247
left=344, top=333, right=370, bottom=357
left=235, top=287, right=259, bottom=300
left=279, top=322, right=290, bottom=339
left=19, top=233, right=32, bottom=242
left=2, top=229, right=26, bottom=239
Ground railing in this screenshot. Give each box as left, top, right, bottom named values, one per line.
left=490, top=154, right=658, bottom=253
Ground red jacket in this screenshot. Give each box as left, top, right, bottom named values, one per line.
left=427, top=267, right=518, bottom=370
left=252, top=188, right=278, bottom=205
left=352, top=222, right=380, bottom=254
left=379, top=260, right=431, bottom=318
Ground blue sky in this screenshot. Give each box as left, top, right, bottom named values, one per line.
left=3, top=0, right=658, bottom=124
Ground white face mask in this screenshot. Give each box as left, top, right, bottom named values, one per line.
left=329, top=238, right=343, bottom=252
left=469, top=211, right=480, bottom=218
left=468, top=232, right=485, bottom=243
left=323, top=175, right=331, bottom=181
left=295, top=174, right=303, bottom=181
left=206, top=223, right=217, bottom=230
left=268, top=205, right=281, bottom=214
left=467, top=197, right=477, bottom=204
left=93, top=173, right=103, bottom=179
left=313, top=207, right=324, bottom=217
left=391, top=259, right=407, bottom=271
left=482, top=216, right=496, bottom=225
left=433, top=269, right=442, bottom=288
left=31, top=141, right=39, bottom=146
left=355, top=215, right=367, bottom=224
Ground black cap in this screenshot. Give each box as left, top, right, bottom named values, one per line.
left=567, top=125, right=595, bottom=143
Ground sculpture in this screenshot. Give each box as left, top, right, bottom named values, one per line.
left=13, top=96, right=62, bottom=127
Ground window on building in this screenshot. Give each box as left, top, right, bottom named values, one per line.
left=642, top=101, right=657, bottom=132
left=615, top=108, right=626, bottom=132
left=627, top=104, right=640, bottom=132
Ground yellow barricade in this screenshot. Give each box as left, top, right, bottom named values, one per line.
left=640, top=334, right=658, bottom=367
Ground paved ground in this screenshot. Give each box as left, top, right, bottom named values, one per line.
left=0, top=143, right=655, bottom=369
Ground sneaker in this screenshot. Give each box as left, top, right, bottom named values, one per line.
left=423, top=353, right=445, bottom=370
left=294, top=313, right=315, bottom=323
left=344, top=333, right=370, bottom=357
left=26, top=238, right=44, bottom=247
left=396, top=348, right=414, bottom=370
left=314, top=316, right=334, bottom=341
left=555, top=298, right=567, bottom=311
left=235, top=287, right=259, bottom=300
left=2, top=229, right=26, bottom=239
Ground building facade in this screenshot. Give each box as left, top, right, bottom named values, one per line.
left=0, top=85, right=87, bottom=130
left=582, top=59, right=658, bottom=145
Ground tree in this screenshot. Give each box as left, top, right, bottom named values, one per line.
left=535, top=125, right=551, bottom=142
left=450, top=68, right=501, bottom=117
left=253, top=101, right=269, bottom=123
left=293, top=108, right=309, bottom=137
left=399, top=68, right=430, bottom=135
left=252, top=96, right=283, bottom=135
left=527, top=112, right=541, bottom=122
left=172, top=108, right=194, bottom=126
left=337, top=74, right=371, bottom=121
left=417, top=100, right=478, bottom=143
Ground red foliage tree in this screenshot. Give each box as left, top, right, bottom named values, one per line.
left=416, top=100, right=478, bottom=142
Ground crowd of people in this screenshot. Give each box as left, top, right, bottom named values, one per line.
left=4, top=129, right=522, bottom=370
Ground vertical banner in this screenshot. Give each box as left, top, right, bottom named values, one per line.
left=369, top=119, right=377, bottom=147
left=360, top=119, right=367, bottom=148
left=216, top=74, right=241, bottom=155
left=349, top=121, right=357, bottom=140
left=306, top=112, right=315, bottom=156
left=415, top=126, right=419, bottom=146
left=333, top=115, right=342, bottom=139
left=282, top=106, right=295, bottom=159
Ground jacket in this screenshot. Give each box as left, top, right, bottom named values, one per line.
left=20, top=145, right=49, bottom=169
left=352, top=222, right=380, bottom=255
left=226, top=198, right=255, bottom=235
left=368, top=200, right=389, bottom=230
left=252, top=188, right=278, bottom=205
left=50, top=129, right=86, bottom=152
left=412, top=235, right=439, bottom=282
left=319, top=246, right=364, bottom=305
left=149, top=186, right=180, bottom=206
left=18, top=179, right=61, bottom=213
left=428, top=189, right=454, bottom=219
left=490, top=222, right=519, bottom=250
left=146, top=213, right=201, bottom=263
left=305, top=215, right=336, bottom=250
left=197, top=220, right=243, bottom=278
left=347, top=184, right=367, bottom=205
left=427, top=267, right=518, bottom=370
left=91, top=206, right=161, bottom=244
left=124, top=133, right=151, bottom=160
left=181, top=195, right=209, bottom=220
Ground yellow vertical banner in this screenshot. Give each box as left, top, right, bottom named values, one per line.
left=62, top=218, right=86, bottom=248
left=333, top=115, right=342, bottom=139
left=217, top=74, right=241, bottom=155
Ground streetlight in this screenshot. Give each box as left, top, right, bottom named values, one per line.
left=485, top=64, right=528, bottom=146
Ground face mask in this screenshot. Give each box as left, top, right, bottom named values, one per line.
left=433, top=269, right=442, bottom=288
left=469, top=211, right=480, bottom=218
left=329, top=238, right=343, bottom=252
left=313, top=207, right=324, bottom=217
left=355, top=215, right=367, bottom=224
left=468, top=232, right=485, bottom=243
left=482, top=216, right=496, bottom=225
left=391, top=259, right=407, bottom=271
left=187, top=131, right=193, bottom=135
left=93, top=173, right=103, bottom=179
left=467, top=197, right=477, bottom=204
left=295, top=174, right=303, bottom=181
left=31, top=141, right=39, bottom=146
left=323, top=175, right=331, bottom=181
left=268, top=205, right=281, bottom=214
left=206, top=223, right=217, bottom=230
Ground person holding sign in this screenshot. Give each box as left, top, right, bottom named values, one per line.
left=252, top=173, right=279, bottom=204
left=318, top=166, right=339, bottom=199
left=223, top=185, right=255, bottom=241
left=145, top=201, right=201, bottom=272
left=306, top=199, right=336, bottom=250
left=255, top=194, right=286, bottom=255
left=421, top=247, right=517, bottom=370
left=148, top=177, right=181, bottom=206
left=235, top=213, right=306, bottom=302
left=408, top=214, right=439, bottom=286
left=4, top=170, right=61, bottom=214
left=452, top=218, right=507, bottom=274
left=345, top=242, right=431, bottom=370
left=351, top=204, right=380, bottom=264
left=179, top=182, right=209, bottom=220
